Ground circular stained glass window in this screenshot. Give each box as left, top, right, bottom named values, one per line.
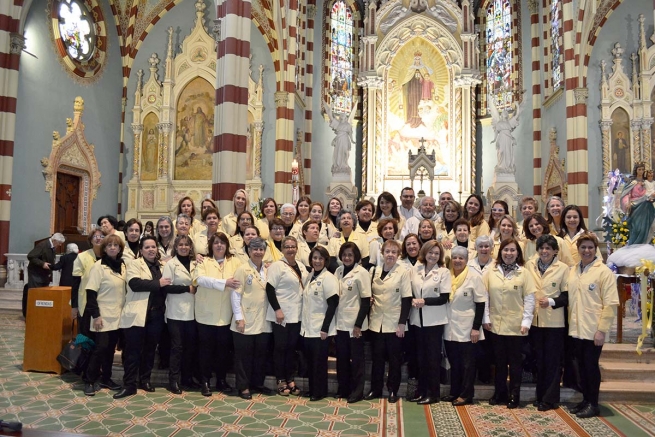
left=57, top=0, right=96, bottom=62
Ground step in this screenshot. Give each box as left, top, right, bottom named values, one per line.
left=600, top=343, right=655, bottom=362
left=600, top=360, right=655, bottom=382
left=599, top=381, right=655, bottom=403
left=0, top=289, right=22, bottom=311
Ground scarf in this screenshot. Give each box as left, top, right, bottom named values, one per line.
left=127, top=240, right=140, bottom=257
left=449, top=265, right=469, bottom=301
left=359, top=220, right=371, bottom=232
left=101, top=254, right=124, bottom=274
left=537, top=258, right=553, bottom=276
left=500, top=262, right=518, bottom=276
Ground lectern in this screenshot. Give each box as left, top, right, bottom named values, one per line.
left=23, top=286, right=72, bottom=374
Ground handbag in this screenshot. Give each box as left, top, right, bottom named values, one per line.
left=56, top=319, right=93, bottom=374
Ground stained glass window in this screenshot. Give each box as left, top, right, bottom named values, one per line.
left=486, top=0, right=513, bottom=111
left=330, top=0, right=354, bottom=114
left=57, top=0, right=96, bottom=61
left=550, top=0, right=562, bottom=91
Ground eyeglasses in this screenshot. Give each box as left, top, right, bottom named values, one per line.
left=271, top=226, right=285, bottom=231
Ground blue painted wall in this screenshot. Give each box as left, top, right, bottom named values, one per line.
left=10, top=0, right=122, bottom=252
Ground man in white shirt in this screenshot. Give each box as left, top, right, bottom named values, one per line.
left=397, top=187, right=419, bottom=220
left=401, top=196, right=438, bottom=239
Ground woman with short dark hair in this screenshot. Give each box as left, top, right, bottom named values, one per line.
left=123, top=218, right=143, bottom=261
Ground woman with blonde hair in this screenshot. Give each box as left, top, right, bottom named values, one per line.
left=222, top=189, right=249, bottom=237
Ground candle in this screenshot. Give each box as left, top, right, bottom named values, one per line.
left=292, top=159, right=298, bottom=171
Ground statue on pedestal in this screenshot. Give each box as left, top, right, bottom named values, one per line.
left=490, top=99, right=522, bottom=174
left=322, top=100, right=356, bottom=177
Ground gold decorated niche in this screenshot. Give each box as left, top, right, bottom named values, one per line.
left=125, top=0, right=265, bottom=221
left=41, top=96, right=101, bottom=234
left=541, top=127, right=567, bottom=204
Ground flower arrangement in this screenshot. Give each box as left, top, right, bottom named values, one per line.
left=635, top=259, right=655, bottom=353
left=250, top=199, right=266, bottom=219
left=602, top=211, right=629, bottom=248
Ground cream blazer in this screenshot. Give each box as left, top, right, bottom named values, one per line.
left=369, top=263, right=412, bottom=333
left=335, top=264, right=371, bottom=335
left=491, top=236, right=524, bottom=259
left=409, top=264, right=452, bottom=327
left=469, top=220, right=491, bottom=245
left=525, top=258, right=569, bottom=328
left=444, top=270, right=487, bottom=342
left=230, top=260, right=271, bottom=335
left=561, top=231, right=603, bottom=266
left=327, top=232, right=370, bottom=263
left=163, top=256, right=195, bottom=321
left=483, top=265, right=536, bottom=336
left=73, top=249, right=97, bottom=315
left=122, top=244, right=138, bottom=262
left=354, top=221, right=379, bottom=246
left=300, top=269, right=339, bottom=337
left=172, top=218, right=204, bottom=238
left=229, top=234, right=249, bottom=264
left=368, top=237, right=385, bottom=268
left=467, top=258, right=493, bottom=276
left=256, top=217, right=271, bottom=240
left=568, top=258, right=619, bottom=340
left=296, top=240, right=328, bottom=268
left=222, top=212, right=238, bottom=237
left=263, top=239, right=283, bottom=264
left=85, top=260, right=126, bottom=332
left=158, top=241, right=173, bottom=261
left=523, top=235, right=573, bottom=267
left=266, top=258, right=310, bottom=324
left=119, top=258, right=164, bottom=329
left=193, top=256, right=241, bottom=326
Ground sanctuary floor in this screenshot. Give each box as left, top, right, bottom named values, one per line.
left=1, top=310, right=654, bottom=437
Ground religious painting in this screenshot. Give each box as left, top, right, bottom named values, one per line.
left=246, top=111, right=254, bottom=179
left=387, top=40, right=450, bottom=177
left=174, top=77, right=213, bottom=180
left=329, top=0, right=354, bottom=114
left=610, top=107, right=630, bottom=174
left=140, top=112, right=159, bottom=181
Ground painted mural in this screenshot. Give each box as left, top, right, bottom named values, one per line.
left=610, top=107, right=630, bottom=174
left=174, top=77, right=213, bottom=180
left=141, top=112, right=159, bottom=181
left=387, top=40, right=450, bottom=176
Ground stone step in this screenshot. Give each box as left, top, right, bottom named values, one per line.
left=600, top=360, right=655, bottom=382
left=599, top=381, right=655, bottom=403
left=600, top=343, right=655, bottom=362
left=0, top=289, right=22, bottom=311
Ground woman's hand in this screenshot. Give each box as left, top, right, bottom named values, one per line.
left=441, top=240, right=453, bottom=250
left=412, top=298, right=425, bottom=308
left=538, top=297, right=550, bottom=308
left=195, top=254, right=205, bottom=263
left=189, top=285, right=196, bottom=295
left=159, top=277, right=172, bottom=287
left=225, top=278, right=241, bottom=289
left=520, top=326, right=529, bottom=335
left=352, top=326, right=362, bottom=339
left=483, top=322, right=492, bottom=331
left=93, top=316, right=103, bottom=332
left=470, top=329, right=480, bottom=343
left=236, top=319, right=245, bottom=333
left=396, top=324, right=406, bottom=338
left=594, top=330, right=606, bottom=346
left=275, top=309, right=285, bottom=324
left=320, top=331, right=328, bottom=340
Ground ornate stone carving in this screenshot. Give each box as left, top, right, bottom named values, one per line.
left=574, top=88, right=589, bottom=105
left=274, top=91, right=289, bottom=108
left=10, top=33, right=25, bottom=55
left=527, top=0, right=539, bottom=14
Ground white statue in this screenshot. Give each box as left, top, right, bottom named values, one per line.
left=323, top=101, right=357, bottom=176
left=427, top=4, right=458, bottom=32
left=489, top=98, right=522, bottom=174
left=380, top=4, right=409, bottom=34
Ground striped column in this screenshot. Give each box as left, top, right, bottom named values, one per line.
left=562, top=0, right=588, bottom=217
left=303, top=2, right=316, bottom=196
left=0, top=0, right=23, bottom=264
left=213, top=0, right=252, bottom=216
left=530, top=1, right=543, bottom=198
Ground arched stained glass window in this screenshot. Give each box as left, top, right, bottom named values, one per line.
left=486, top=0, right=512, bottom=111
left=330, top=0, right=354, bottom=114
left=550, top=0, right=562, bottom=91
left=57, top=0, right=96, bottom=62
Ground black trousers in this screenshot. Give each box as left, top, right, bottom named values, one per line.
left=121, top=312, right=165, bottom=389
left=531, top=326, right=565, bottom=404
left=233, top=331, right=270, bottom=391
left=404, top=325, right=418, bottom=379
left=22, top=280, right=48, bottom=318
left=571, top=337, right=603, bottom=406
left=196, top=322, right=232, bottom=385
left=84, top=330, right=119, bottom=383
left=167, top=319, right=197, bottom=384
left=477, top=328, right=495, bottom=383
left=415, top=325, right=444, bottom=397
left=272, top=322, right=301, bottom=382
left=370, top=331, right=403, bottom=394
left=335, top=330, right=365, bottom=398
left=304, top=336, right=331, bottom=398
left=492, top=334, right=525, bottom=400
left=78, top=311, right=92, bottom=338
left=445, top=340, right=476, bottom=400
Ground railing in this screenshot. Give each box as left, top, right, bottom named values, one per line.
left=4, top=253, right=62, bottom=289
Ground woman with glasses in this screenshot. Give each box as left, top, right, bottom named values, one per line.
left=265, top=218, right=287, bottom=264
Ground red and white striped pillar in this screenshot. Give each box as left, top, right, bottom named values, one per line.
left=303, top=1, right=316, bottom=196
left=213, top=0, right=252, bottom=215
left=531, top=1, right=543, bottom=199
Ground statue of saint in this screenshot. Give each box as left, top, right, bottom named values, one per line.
left=323, top=100, right=357, bottom=175
left=490, top=98, right=522, bottom=174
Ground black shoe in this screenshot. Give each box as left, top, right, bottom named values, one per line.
left=239, top=390, right=252, bottom=400
left=139, top=382, right=155, bottom=392
left=364, top=391, right=381, bottom=400
left=252, top=386, right=274, bottom=396
left=113, top=388, right=137, bottom=399
left=181, top=379, right=200, bottom=389
left=347, top=394, right=363, bottom=404
left=99, top=379, right=121, bottom=391
left=417, top=396, right=438, bottom=405
left=200, top=382, right=212, bottom=397
left=84, top=383, right=97, bottom=396
left=310, top=395, right=324, bottom=402
left=167, top=382, right=182, bottom=395
left=507, top=396, right=520, bottom=409
left=333, top=392, right=347, bottom=399
left=441, top=395, right=457, bottom=402
left=576, top=404, right=600, bottom=418
left=538, top=402, right=556, bottom=412
left=388, top=392, right=398, bottom=403
left=532, top=400, right=541, bottom=407
left=408, top=393, right=425, bottom=402
left=452, top=398, right=473, bottom=406
left=568, top=400, right=589, bottom=414
left=216, top=379, right=233, bottom=394
left=489, top=395, right=508, bottom=406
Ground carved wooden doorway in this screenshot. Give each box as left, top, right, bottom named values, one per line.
left=55, top=172, right=80, bottom=232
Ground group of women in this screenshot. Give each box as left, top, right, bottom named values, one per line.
left=71, top=189, right=618, bottom=418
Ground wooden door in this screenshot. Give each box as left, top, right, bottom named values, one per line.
left=55, top=172, right=80, bottom=232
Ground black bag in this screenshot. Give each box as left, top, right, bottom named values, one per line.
left=56, top=320, right=91, bottom=374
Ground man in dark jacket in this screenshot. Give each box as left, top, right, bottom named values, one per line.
left=52, top=243, right=79, bottom=287
left=22, top=233, right=66, bottom=318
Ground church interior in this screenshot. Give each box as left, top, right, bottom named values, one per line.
left=2, top=0, right=655, bottom=435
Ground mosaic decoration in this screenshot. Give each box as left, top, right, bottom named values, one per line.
left=550, top=0, right=562, bottom=92
left=486, top=0, right=513, bottom=112
left=330, top=0, right=354, bottom=114
left=57, top=0, right=96, bottom=61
